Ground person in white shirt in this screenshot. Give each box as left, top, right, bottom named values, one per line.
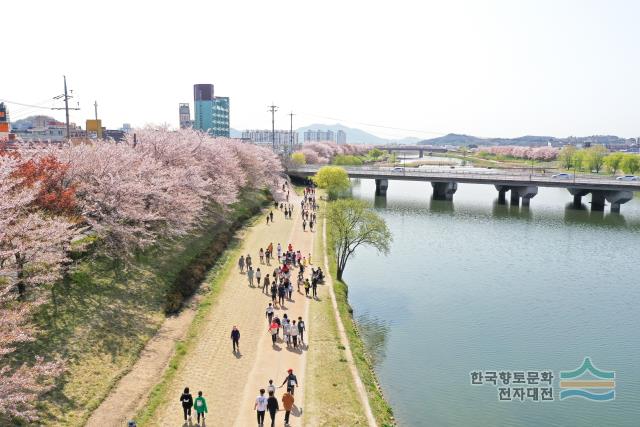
left=290, top=320, right=299, bottom=349
left=254, top=389, right=268, bottom=426
left=267, top=379, right=276, bottom=395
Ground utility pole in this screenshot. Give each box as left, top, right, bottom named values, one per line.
left=288, top=111, right=295, bottom=155
left=94, top=100, right=98, bottom=120
left=52, top=75, right=80, bottom=140
left=267, top=103, right=278, bottom=151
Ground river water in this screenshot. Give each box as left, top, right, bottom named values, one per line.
left=344, top=177, right=640, bottom=427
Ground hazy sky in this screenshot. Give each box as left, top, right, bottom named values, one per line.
left=3, top=0, right=640, bottom=139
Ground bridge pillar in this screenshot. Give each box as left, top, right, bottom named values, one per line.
left=431, top=181, right=457, bottom=201
left=375, top=179, right=388, bottom=196
left=495, top=185, right=508, bottom=204
left=419, top=149, right=424, bottom=158
left=591, top=191, right=606, bottom=211
left=508, top=186, right=538, bottom=207
left=605, top=190, right=633, bottom=213
left=568, top=188, right=590, bottom=208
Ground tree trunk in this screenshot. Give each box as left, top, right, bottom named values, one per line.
left=15, top=252, right=26, bottom=299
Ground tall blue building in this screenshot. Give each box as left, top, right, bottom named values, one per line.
left=212, top=97, right=230, bottom=137
left=193, top=84, right=214, bottom=133
left=192, top=84, right=230, bottom=137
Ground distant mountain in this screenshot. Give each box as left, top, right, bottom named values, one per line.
left=418, top=133, right=561, bottom=147
left=417, top=133, right=485, bottom=146
left=296, top=123, right=419, bottom=145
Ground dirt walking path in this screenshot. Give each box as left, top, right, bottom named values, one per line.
left=147, top=190, right=317, bottom=426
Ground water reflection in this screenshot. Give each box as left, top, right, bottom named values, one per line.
left=563, top=204, right=628, bottom=227
left=428, top=198, right=454, bottom=213
left=490, top=200, right=532, bottom=220
left=355, top=313, right=390, bottom=367
left=374, top=195, right=387, bottom=209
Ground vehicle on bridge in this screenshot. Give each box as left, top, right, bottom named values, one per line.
left=616, top=175, right=639, bottom=181
left=551, top=173, right=573, bottom=179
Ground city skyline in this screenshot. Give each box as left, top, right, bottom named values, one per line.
left=3, top=0, right=640, bottom=139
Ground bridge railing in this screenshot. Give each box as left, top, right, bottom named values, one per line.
left=287, top=165, right=640, bottom=188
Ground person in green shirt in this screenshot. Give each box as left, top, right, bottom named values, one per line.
left=194, top=391, right=208, bottom=425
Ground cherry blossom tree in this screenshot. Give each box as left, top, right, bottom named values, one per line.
left=0, top=155, right=67, bottom=423
left=295, top=142, right=371, bottom=164
left=478, top=145, right=558, bottom=160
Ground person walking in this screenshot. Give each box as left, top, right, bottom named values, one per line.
left=238, top=255, right=245, bottom=273
left=278, top=282, right=286, bottom=306
left=256, top=268, right=261, bottom=287
left=246, top=254, right=252, bottom=269
left=265, top=303, right=274, bottom=324
left=283, top=321, right=291, bottom=347
left=309, top=219, right=314, bottom=232
left=194, top=391, right=208, bottom=425
left=231, top=326, right=241, bottom=352
left=269, top=321, right=279, bottom=346
left=281, top=369, right=299, bottom=395
left=267, top=379, right=276, bottom=395
left=266, top=214, right=270, bottom=225
left=312, top=279, right=318, bottom=298
left=269, top=211, right=274, bottom=222
left=282, top=390, right=295, bottom=427
left=263, top=274, right=270, bottom=294
left=302, top=220, right=306, bottom=231
left=274, top=315, right=281, bottom=338
left=254, top=389, right=268, bottom=426
left=297, top=317, right=306, bottom=344
left=247, top=266, right=254, bottom=287
left=270, top=282, right=277, bottom=306
left=290, top=320, right=299, bottom=349
left=267, top=391, right=279, bottom=427
left=277, top=243, right=282, bottom=259
left=179, top=387, right=194, bottom=422
left=304, top=278, right=310, bottom=297
left=259, top=248, right=265, bottom=264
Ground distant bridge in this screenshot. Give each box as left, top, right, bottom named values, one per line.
left=377, top=145, right=448, bottom=157
left=287, top=165, right=640, bottom=213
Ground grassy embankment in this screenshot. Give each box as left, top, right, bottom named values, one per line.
left=305, top=192, right=395, bottom=427
left=10, top=190, right=269, bottom=427
left=404, top=152, right=557, bottom=170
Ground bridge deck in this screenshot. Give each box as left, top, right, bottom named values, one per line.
left=287, top=166, right=640, bottom=192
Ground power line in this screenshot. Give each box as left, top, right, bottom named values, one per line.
left=0, top=98, right=57, bottom=110
left=297, top=112, right=449, bottom=137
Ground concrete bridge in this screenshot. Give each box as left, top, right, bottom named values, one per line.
left=287, top=165, right=640, bottom=213
left=378, top=145, right=448, bottom=158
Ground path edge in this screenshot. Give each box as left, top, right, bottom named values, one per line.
left=322, top=216, right=379, bottom=427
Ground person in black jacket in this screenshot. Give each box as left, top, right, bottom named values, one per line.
left=266, top=391, right=279, bottom=427
left=231, top=325, right=241, bottom=352
left=179, top=387, right=193, bottom=421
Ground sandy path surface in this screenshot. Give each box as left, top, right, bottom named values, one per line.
left=151, top=190, right=317, bottom=427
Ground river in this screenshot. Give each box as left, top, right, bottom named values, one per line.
left=344, top=177, right=640, bottom=427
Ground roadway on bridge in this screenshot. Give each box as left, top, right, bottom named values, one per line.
left=287, top=165, right=640, bottom=192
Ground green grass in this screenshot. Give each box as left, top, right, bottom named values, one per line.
left=4, top=190, right=269, bottom=426
left=320, top=195, right=396, bottom=427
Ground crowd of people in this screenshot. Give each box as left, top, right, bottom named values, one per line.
left=178, top=182, right=322, bottom=427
